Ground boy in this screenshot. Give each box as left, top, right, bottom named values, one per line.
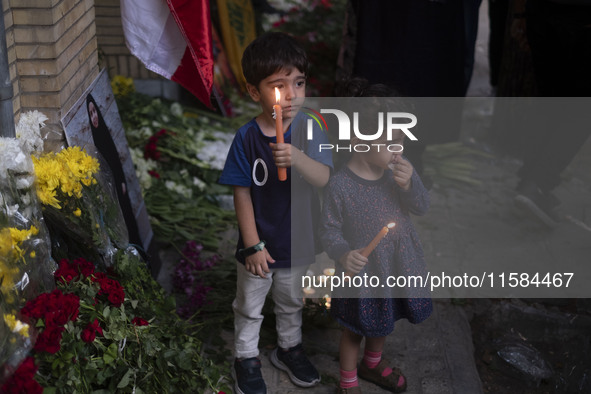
left=219, top=32, right=332, bottom=394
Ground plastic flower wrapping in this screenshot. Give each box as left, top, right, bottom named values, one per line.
left=0, top=112, right=57, bottom=380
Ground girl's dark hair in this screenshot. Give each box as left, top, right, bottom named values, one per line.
left=241, top=32, right=309, bottom=88
left=334, top=76, right=396, bottom=98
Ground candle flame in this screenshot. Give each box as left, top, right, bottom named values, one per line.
left=275, top=87, right=280, bottom=103
left=387, top=222, right=396, bottom=229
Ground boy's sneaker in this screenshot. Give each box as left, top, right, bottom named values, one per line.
left=270, top=344, right=321, bottom=387
left=233, top=357, right=267, bottom=394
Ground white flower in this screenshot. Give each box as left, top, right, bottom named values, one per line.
left=193, top=177, right=206, bottom=191
left=170, top=102, right=183, bottom=118
left=6, top=204, right=19, bottom=217
left=165, top=180, right=192, bottom=199
left=0, top=138, right=34, bottom=183
left=16, top=176, right=34, bottom=190
left=140, top=126, right=153, bottom=138
left=21, top=193, right=30, bottom=206
left=129, top=147, right=157, bottom=192
left=15, top=110, right=47, bottom=154
left=196, top=131, right=234, bottom=170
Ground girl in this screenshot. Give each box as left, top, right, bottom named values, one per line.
left=321, top=80, right=432, bottom=393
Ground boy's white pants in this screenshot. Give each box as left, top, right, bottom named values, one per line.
left=233, top=262, right=307, bottom=359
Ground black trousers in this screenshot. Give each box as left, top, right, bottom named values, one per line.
left=517, top=0, right=591, bottom=192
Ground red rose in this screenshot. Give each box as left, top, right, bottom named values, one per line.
left=91, top=272, right=108, bottom=283
left=34, top=325, right=64, bottom=354
left=80, top=327, right=96, bottom=343
left=148, top=170, right=160, bottom=178
left=45, top=292, right=80, bottom=327
left=81, top=319, right=103, bottom=343
left=107, top=287, right=125, bottom=307
left=98, top=278, right=125, bottom=307
left=63, top=293, right=81, bottom=321
left=21, top=292, right=49, bottom=320
left=72, top=257, right=95, bottom=277
left=0, top=357, right=42, bottom=394
left=53, top=259, right=78, bottom=283
left=131, top=317, right=149, bottom=326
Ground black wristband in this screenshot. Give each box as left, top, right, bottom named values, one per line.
left=239, top=240, right=266, bottom=258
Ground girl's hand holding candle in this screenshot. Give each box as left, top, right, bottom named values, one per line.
left=345, top=222, right=396, bottom=277
left=273, top=87, right=287, bottom=181
left=360, top=222, right=396, bottom=257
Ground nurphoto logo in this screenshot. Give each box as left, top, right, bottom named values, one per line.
left=304, top=108, right=418, bottom=153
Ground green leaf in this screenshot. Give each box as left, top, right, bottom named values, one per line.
left=103, top=305, right=110, bottom=318
left=117, top=369, right=133, bottom=389
left=103, top=343, right=118, bottom=365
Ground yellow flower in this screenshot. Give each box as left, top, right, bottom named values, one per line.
left=3, top=314, right=30, bottom=338
left=111, top=75, right=135, bottom=97
left=30, top=251, right=36, bottom=258
left=32, top=147, right=99, bottom=208
left=0, top=228, right=12, bottom=257
left=74, top=208, right=82, bottom=217
left=9, top=226, right=38, bottom=244
left=0, top=248, right=21, bottom=299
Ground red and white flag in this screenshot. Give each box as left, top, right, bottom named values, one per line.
left=120, top=0, right=214, bottom=108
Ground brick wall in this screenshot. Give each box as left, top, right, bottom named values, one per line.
left=3, top=0, right=99, bottom=125
left=3, top=0, right=19, bottom=116
left=95, top=0, right=160, bottom=80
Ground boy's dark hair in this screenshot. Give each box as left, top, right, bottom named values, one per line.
left=242, top=32, right=309, bottom=88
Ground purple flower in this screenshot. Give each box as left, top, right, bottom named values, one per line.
left=172, top=241, right=219, bottom=318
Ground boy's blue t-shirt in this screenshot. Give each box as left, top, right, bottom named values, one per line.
left=219, top=112, right=332, bottom=268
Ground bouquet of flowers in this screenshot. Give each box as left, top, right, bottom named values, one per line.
left=32, top=145, right=127, bottom=267
left=1, top=253, right=230, bottom=393
left=1, top=130, right=56, bottom=375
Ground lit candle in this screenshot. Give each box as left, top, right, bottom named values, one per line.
left=346, top=222, right=396, bottom=277
left=361, top=222, right=396, bottom=257
left=303, top=286, right=315, bottom=295
left=273, top=87, right=287, bottom=181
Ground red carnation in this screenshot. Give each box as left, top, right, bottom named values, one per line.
left=33, top=325, right=64, bottom=354
left=0, top=357, right=42, bottom=394
left=131, top=317, right=149, bottom=326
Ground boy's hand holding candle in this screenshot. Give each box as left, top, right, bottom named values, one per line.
left=272, top=87, right=287, bottom=181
